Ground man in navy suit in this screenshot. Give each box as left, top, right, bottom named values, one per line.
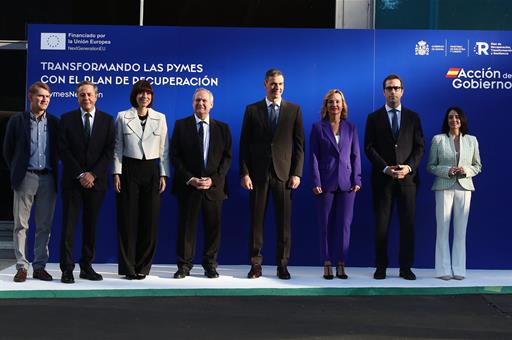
left=364, top=74, right=424, bottom=280
left=240, top=69, right=305, bottom=280
left=3, top=82, right=59, bottom=282
left=170, top=88, right=232, bottom=279
left=58, top=81, right=115, bottom=284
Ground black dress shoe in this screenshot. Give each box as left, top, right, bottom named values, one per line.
left=277, top=266, right=291, bottom=280
left=136, top=274, right=146, bottom=280
left=173, top=268, right=190, bottom=279
left=247, top=264, right=262, bottom=279
left=33, top=268, right=53, bottom=281
left=204, top=268, right=219, bottom=279
left=61, top=271, right=75, bottom=284
left=79, top=267, right=103, bottom=281
left=399, top=268, right=416, bottom=280
left=124, top=274, right=138, bottom=280
left=373, top=267, right=386, bottom=280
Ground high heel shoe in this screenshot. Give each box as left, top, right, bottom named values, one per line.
left=323, top=263, right=334, bottom=280
left=336, top=263, right=348, bottom=279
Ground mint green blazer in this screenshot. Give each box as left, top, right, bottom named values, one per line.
left=427, top=133, right=482, bottom=191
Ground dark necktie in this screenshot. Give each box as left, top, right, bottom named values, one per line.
left=198, top=121, right=205, bottom=168
left=269, top=104, right=277, bottom=131
left=84, top=112, right=91, bottom=143
left=391, top=109, right=399, bottom=139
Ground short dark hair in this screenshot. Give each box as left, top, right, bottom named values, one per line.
left=383, top=74, right=403, bottom=89
left=76, top=80, right=98, bottom=95
left=130, top=80, right=154, bottom=108
left=28, top=82, right=51, bottom=96
left=265, top=68, right=283, bottom=80
left=442, top=106, right=469, bottom=136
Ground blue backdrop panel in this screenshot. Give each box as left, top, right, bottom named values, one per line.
left=26, top=24, right=509, bottom=268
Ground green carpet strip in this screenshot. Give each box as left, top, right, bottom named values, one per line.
left=1, top=286, right=512, bottom=299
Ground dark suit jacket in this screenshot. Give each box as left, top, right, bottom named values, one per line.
left=364, top=106, right=424, bottom=186
left=3, top=111, right=59, bottom=191
left=239, top=99, right=304, bottom=182
left=170, top=115, right=232, bottom=201
left=310, top=119, right=361, bottom=192
left=59, top=109, right=115, bottom=191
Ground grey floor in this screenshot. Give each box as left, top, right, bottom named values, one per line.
left=0, top=294, right=511, bottom=339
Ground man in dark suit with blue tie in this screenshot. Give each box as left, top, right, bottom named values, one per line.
left=58, top=81, right=115, bottom=283
left=240, top=68, right=305, bottom=280
left=170, top=88, right=232, bottom=279
left=364, top=74, right=424, bottom=280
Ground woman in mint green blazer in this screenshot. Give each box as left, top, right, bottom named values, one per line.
left=427, top=107, right=482, bottom=280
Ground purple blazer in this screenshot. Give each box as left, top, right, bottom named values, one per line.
left=310, top=119, right=362, bottom=192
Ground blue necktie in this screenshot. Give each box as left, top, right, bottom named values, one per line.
left=391, top=109, right=399, bottom=139
left=269, top=104, right=277, bottom=131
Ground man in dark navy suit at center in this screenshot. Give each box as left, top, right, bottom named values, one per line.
left=58, top=81, right=115, bottom=284
left=239, top=68, right=305, bottom=280
left=364, top=74, right=424, bottom=281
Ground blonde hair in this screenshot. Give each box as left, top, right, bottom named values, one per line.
left=320, top=89, right=348, bottom=120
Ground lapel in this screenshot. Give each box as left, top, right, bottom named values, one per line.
left=321, top=119, right=339, bottom=153
left=339, top=120, right=349, bottom=152
left=397, top=108, right=407, bottom=141
left=275, top=100, right=285, bottom=131
left=206, top=118, right=220, bottom=167
left=143, top=109, right=161, bottom=141
left=22, top=111, right=31, bottom=144
left=258, top=100, right=272, bottom=132
left=378, top=107, right=395, bottom=141
left=125, top=107, right=144, bottom=139
left=186, top=115, right=203, bottom=166
left=458, top=134, right=467, bottom=166
left=73, top=109, right=87, bottom=148
left=89, top=110, right=101, bottom=143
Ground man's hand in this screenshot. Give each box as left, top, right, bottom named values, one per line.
left=312, top=186, right=322, bottom=195
left=288, top=175, right=301, bottom=189
left=241, top=175, right=253, bottom=190
left=385, top=165, right=410, bottom=179
left=79, top=172, right=95, bottom=188
left=189, top=177, right=212, bottom=190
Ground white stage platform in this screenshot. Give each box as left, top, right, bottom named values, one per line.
left=1, top=264, right=511, bottom=298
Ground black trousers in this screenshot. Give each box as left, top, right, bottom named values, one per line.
left=117, top=157, right=161, bottom=276
left=373, top=181, right=416, bottom=270
left=60, top=187, right=106, bottom=272
left=249, top=170, right=292, bottom=267
left=176, top=189, right=223, bottom=271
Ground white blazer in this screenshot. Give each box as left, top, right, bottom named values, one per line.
left=427, top=133, right=482, bottom=191
left=113, top=107, right=170, bottom=177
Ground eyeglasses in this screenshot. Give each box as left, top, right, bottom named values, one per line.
left=385, top=86, right=402, bottom=92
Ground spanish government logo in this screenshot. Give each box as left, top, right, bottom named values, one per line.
left=415, top=40, right=429, bottom=56
left=40, top=33, right=66, bottom=50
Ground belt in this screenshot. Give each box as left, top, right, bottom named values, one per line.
left=27, top=169, right=50, bottom=175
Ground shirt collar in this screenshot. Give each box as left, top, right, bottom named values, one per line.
left=385, top=104, right=401, bottom=113
left=80, top=107, right=96, bottom=118
left=265, top=97, right=282, bottom=108
left=29, top=111, right=47, bottom=121
left=194, top=113, right=210, bottom=125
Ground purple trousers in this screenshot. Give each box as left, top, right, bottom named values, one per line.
left=315, top=189, right=356, bottom=264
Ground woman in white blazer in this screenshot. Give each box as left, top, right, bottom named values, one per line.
left=113, top=80, right=169, bottom=280
left=427, top=107, right=481, bottom=280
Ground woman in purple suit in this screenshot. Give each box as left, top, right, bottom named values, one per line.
left=310, top=89, right=361, bottom=279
